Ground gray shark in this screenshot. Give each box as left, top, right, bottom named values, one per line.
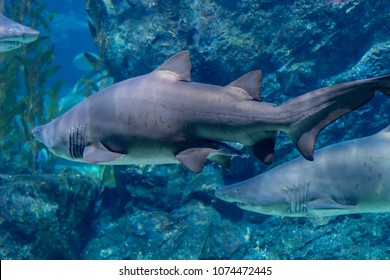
left=31, top=51, right=390, bottom=173
left=0, top=13, right=40, bottom=52
left=216, top=126, right=390, bottom=217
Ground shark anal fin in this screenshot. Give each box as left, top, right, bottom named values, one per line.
left=308, top=197, right=356, bottom=210
left=226, top=70, right=262, bottom=100
left=83, top=145, right=125, bottom=164
left=154, top=50, right=191, bottom=82
left=175, top=142, right=248, bottom=173
left=251, top=134, right=277, bottom=164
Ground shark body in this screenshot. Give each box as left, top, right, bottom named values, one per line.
left=216, top=126, right=390, bottom=217
left=0, top=13, right=39, bottom=52
left=32, top=51, right=390, bottom=173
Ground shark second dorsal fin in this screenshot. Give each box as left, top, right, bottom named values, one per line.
left=226, top=70, right=262, bottom=100
left=155, top=50, right=191, bottom=82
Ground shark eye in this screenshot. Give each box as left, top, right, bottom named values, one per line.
left=233, top=189, right=240, bottom=196
left=8, top=28, right=14, bottom=34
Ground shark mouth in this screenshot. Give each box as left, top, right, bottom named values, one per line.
left=236, top=202, right=248, bottom=208
left=0, top=40, right=24, bottom=49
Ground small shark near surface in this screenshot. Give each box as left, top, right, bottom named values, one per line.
left=0, top=13, right=40, bottom=52
left=216, top=126, right=390, bottom=217
left=32, top=51, right=390, bottom=173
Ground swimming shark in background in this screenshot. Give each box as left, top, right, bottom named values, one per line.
left=0, top=13, right=40, bottom=52
left=31, top=51, right=390, bottom=173
left=216, top=126, right=390, bottom=217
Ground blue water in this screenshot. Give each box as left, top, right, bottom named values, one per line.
left=0, top=0, right=390, bottom=260
left=45, top=0, right=97, bottom=99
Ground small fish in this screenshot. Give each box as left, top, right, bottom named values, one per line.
left=72, top=52, right=101, bottom=72
left=0, top=14, right=40, bottom=52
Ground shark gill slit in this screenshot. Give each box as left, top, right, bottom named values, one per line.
left=68, top=125, right=85, bottom=159
left=288, top=182, right=309, bottom=213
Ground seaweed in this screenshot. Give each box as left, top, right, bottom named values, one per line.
left=0, top=0, right=64, bottom=173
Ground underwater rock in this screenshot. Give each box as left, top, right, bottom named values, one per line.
left=82, top=200, right=249, bottom=259
left=242, top=213, right=390, bottom=259
left=0, top=170, right=101, bottom=259
left=86, top=0, right=390, bottom=90
left=114, top=164, right=223, bottom=212
left=83, top=194, right=390, bottom=259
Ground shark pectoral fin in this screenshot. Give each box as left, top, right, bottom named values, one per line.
left=251, top=134, right=277, bottom=164
left=226, top=70, right=262, bottom=100
left=308, top=197, right=356, bottom=210
left=83, top=145, right=125, bottom=164
left=175, top=147, right=214, bottom=173
left=154, top=51, right=191, bottom=82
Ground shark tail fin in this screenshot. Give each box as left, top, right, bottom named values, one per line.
left=370, top=74, right=390, bottom=95
left=280, top=75, right=390, bottom=160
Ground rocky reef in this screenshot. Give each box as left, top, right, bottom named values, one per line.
left=2, top=164, right=390, bottom=259
left=86, top=0, right=390, bottom=86
left=0, top=170, right=100, bottom=259
left=1, top=0, right=390, bottom=259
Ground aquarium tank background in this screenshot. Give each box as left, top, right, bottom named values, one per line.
left=0, top=0, right=390, bottom=259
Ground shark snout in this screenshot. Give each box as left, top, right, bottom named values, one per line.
left=22, top=30, right=40, bottom=44
left=23, top=29, right=40, bottom=43
left=215, top=186, right=241, bottom=203
left=31, top=126, right=44, bottom=143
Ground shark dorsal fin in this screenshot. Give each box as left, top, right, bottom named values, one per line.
left=155, top=50, right=191, bottom=82
left=226, top=70, right=262, bottom=100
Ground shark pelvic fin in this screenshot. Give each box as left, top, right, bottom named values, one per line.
left=83, top=145, right=125, bottom=164
left=226, top=70, right=262, bottom=100
left=155, top=50, right=191, bottom=82
left=175, top=142, right=248, bottom=173
left=175, top=147, right=214, bottom=173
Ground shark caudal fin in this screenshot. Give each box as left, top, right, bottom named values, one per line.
left=280, top=74, right=390, bottom=160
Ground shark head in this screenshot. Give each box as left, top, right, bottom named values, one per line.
left=215, top=174, right=291, bottom=216
left=31, top=122, right=73, bottom=161
left=0, top=14, right=40, bottom=52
